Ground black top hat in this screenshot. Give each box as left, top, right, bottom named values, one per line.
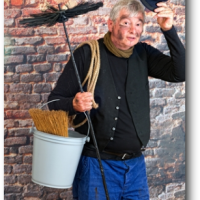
left=140, top=0, right=168, bottom=12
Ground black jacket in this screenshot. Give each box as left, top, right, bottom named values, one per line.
left=48, top=26, right=185, bottom=151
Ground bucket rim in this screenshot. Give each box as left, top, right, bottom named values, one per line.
left=33, top=128, right=87, bottom=142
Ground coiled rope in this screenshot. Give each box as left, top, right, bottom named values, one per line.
left=68, top=40, right=100, bottom=128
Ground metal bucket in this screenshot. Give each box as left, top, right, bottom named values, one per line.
left=32, top=128, right=87, bottom=188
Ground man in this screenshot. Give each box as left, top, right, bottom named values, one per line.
left=48, top=0, right=185, bottom=199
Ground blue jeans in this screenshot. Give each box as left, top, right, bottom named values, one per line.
left=72, top=154, right=149, bottom=200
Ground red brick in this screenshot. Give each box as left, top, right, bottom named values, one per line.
left=8, top=128, right=30, bottom=137
left=4, top=84, right=9, bottom=93
left=7, top=28, right=34, bottom=36
left=99, top=25, right=108, bottom=34
left=4, top=194, right=15, bottom=200
left=18, top=145, right=33, bottom=154
left=4, top=165, right=12, bottom=174
left=11, top=0, right=23, bottom=6
left=24, top=189, right=43, bottom=199
left=46, top=192, right=59, bottom=199
left=19, top=102, right=37, bottom=110
left=27, top=54, right=45, bottom=63
left=4, top=185, right=23, bottom=193
left=4, top=66, right=7, bottom=73
left=10, top=147, right=18, bottom=154
left=13, top=164, right=32, bottom=174
left=5, top=46, right=36, bottom=55
left=4, top=37, right=15, bottom=46
left=69, top=36, right=89, bottom=44
left=4, top=18, right=15, bottom=27
left=4, top=147, right=10, bottom=154
left=4, top=1, right=9, bottom=9
left=6, top=94, right=41, bottom=103
left=34, top=63, right=52, bottom=73
left=4, top=128, right=8, bottom=138
left=59, top=26, right=97, bottom=35
left=6, top=65, right=15, bottom=73
left=44, top=36, right=66, bottom=45
left=3, top=111, right=7, bottom=119
left=43, top=73, right=61, bottom=82
left=73, top=17, right=89, bottom=26
left=60, top=190, right=73, bottom=199
left=18, top=174, right=32, bottom=185
left=4, top=28, right=8, bottom=35
left=16, top=64, right=33, bottom=73
left=4, top=95, right=6, bottom=102
left=4, top=155, right=23, bottom=164
left=4, top=137, right=27, bottom=147
left=96, top=7, right=111, bottom=15
left=30, top=136, right=33, bottom=144
left=23, top=155, right=32, bottom=163
left=10, top=83, right=32, bottom=93
left=41, top=93, right=50, bottom=102
left=4, top=55, right=24, bottom=64
left=4, top=74, right=20, bottom=83
left=92, top=16, right=107, bottom=25
left=46, top=54, right=67, bottom=62
left=37, top=45, right=54, bottom=54
left=5, top=110, right=30, bottom=119
left=4, top=102, right=19, bottom=110
left=53, top=63, right=62, bottom=72
left=21, top=74, right=42, bottom=83
left=33, top=83, right=52, bottom=93
left=35, top=27, right=57, bottom=35
left=23, top=183, right=43, bottom=197
left=14, top=37, right=43, bottom=45
left=4, top=119, right=18, bottom=128
left=4, top=9, right=21, bottom=19
left=3, top=175, right=17, bottom=185
left=54, top=44, right=74, bottom=53
left=175, top=7, right=185, bottom=15
left=22, top=8, right=41, bottom=17
left=18, top=119, right=33, bottom=127
left=25, top=0, right=39, bottom=7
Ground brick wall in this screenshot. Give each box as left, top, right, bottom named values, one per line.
left=4, top=0, right=185, bottom=199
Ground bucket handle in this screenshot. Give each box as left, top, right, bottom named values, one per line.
left=30, top=99, right=90, bottom=142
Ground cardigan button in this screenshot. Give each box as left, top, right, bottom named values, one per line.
left=110, top=137, right=114, bottom=140
left=114, top=117, right=118, bottom=120
left=116, top=106, right=119, bottom=110
left=112, top=127, right=116, bottom=131
left=118, top=96, right=121, bottom=99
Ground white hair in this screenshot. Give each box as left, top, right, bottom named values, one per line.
left=109, top=0, right=145, bottom=22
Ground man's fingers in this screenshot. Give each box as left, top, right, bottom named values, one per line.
left=156, top=2, right=168, bottom=7
left=154, top=1, right=173, bottom=13
left=75, top=92, right=93, bottom=102
left=154, top=7, right=172, bottom=13
left=73, top=92, right=94, bottom=112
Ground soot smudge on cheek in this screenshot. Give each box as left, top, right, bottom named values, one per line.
left=117, top=28, right=123, bottom=40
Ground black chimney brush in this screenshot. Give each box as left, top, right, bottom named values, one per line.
left=19, top=2, right=110, bottom=200
left=19, top=2, right=103, bottom=27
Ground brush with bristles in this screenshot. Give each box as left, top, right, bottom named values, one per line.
left=21, top=2, right=110, bottom=199
left=19, top=2, right=103, bottom=27
left=29, top=109, right=69, bottom=137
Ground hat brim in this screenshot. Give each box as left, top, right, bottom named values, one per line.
left=140, top=0, right=168, bottom=12
left=140, top=0, right=156, bottom=11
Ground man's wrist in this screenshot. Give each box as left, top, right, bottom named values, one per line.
left=161, top=25, right=173, bottom=32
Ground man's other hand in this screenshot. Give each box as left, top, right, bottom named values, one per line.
left=154, top=2, right=174, bottom=31
left=73, top=92, right=94, bottom=112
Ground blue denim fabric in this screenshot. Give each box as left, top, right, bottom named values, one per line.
left=72, top=154, right=149, bottom=200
